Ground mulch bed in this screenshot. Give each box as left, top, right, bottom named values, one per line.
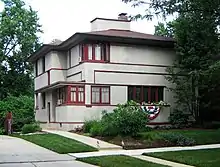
left=92, top=136, right=174, bottom=150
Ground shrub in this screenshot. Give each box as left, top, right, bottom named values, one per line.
left=159, top=133, right=196, bottom=146
left=83, top=120, right=99, bottom=133
left=0, top=128, right=5, bottom=135
left=169, top=109, right=189, bottom=129
left=0, top=96, right=35, bottom=132
left=90, top=121, right=104, bottom=136
left=87, top=101, right=148, bottom=137
left=21, top=123, right=42, bottom=134
left=112, top=101, right=148, bottom=136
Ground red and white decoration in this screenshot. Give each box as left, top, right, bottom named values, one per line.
left=141, top=105, right=161, bottom=120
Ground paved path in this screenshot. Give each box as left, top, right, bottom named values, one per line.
left=0, top=135, right=97, bottom=167
left=69, top=144, right=220, bottom=158
left=133, top=155, right=195, bottom=167
left=43, top=129, right=122, bottom=150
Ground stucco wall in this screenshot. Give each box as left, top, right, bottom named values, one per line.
left=91, top=19, right=130, bottom=31
left=110, top=45, right=176, bottom=66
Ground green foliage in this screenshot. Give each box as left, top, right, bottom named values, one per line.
left=87, top=101, right=148, bottom=137
left=0, top=95, right=35, bottom=132
left=0, top=128, right=5, bottom=135
left=0, top=0, right=42, bottom=99
left=159, top=133, right=196, bottom=146
left=112, top=101, right=148, bottom=136
left=169, top=109, right=189, bottom=129
left=123, top=0, right=220, bottom=124
left=83, top=120, right=100, bottom=133
left=154, top=21, right=175, bottom=38
left=21, top=123, right=41, bottom=134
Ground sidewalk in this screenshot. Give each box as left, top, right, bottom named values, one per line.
left=69, top=144, right=220, bottom=158
left=43, top=130, right=122, bottom=151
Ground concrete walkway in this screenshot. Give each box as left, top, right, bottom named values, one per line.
left=43, top=129, right=122, bottom=150
left=133, top=155, right=195, bottom=167
left=69, top=144, right=220, bottom=158
left=0, top=135, right=97, bottom=167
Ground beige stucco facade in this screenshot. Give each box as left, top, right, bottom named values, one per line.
left=33, top=15, right=176, bottom=131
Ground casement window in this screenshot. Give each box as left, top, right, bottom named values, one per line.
left=70, top=86, right=85, bottom=103
left=91, top=86, right=110, bottom=104
left=35, top=60, right=38, bottom=77
left=128, top=86, right=164, bottom=103
left=57, top=87, right=66, bottom=105
left=42, top=92, right=46, bottom=109
left=42, top=56, right=45, bottom=72
left=81, top=43, right=110, bottom=62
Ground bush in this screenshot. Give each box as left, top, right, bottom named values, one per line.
left=169, top=109, right=189, bottom=129
left=112, top=101, right=148, bottom=136
left=0, top=96, right=35, bottom=132
left=0, top=128, right=5, bottom=135
left=21, top=123, right=42, bottom=134
left=87, top=101, right=148, bottom=137
left=83, top=120, right=99, bottom=133
left=159, top=133, right=196, bottom=146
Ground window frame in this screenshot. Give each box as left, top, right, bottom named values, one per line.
left=70, top=86, right=85, bottom=104
left=35, top=60, right=38, bottom=77
left=82, top=43, right=110, bottom=62
left=127, top=86, right=164, bottom=103
left=91, top=86, right=110, bottom=104
left=42, top=92, right=46, bottom=109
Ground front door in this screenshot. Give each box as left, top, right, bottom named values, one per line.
left=48, top=102, right=51, bottom=122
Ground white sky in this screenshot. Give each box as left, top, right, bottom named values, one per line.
left=1, top=0, right=163, bottom=44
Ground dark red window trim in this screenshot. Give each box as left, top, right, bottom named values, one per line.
left=81, top=43, right=110, bottom=62
left=68, top=85, right=85, bottom=104
left=128, top=86, right=164, bottom=103
left=91, top=86, right=110, bottom=104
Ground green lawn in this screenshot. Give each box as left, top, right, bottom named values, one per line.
left=16, top=133, right=97, bottom=154
left=141, top=129, right=220, bottom=145
left=78, top=155, right=168, bottom=167
left=144, top=149, right=220, bottom=167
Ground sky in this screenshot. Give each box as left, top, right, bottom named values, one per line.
left=0, top=0, right=163, bottom=44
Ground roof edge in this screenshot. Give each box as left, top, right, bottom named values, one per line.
left=90, top=17, right=131, bottom=23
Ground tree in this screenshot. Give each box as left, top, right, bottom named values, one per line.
left=154, top=21, right=175, bottom=38
left=122, top=0, right=220, bottom=123
left=0, top=0, right=42, bottom=100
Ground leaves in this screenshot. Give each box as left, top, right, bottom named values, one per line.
left=0, top=0, right=42, bottom=99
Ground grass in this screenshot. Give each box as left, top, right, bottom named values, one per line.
left=141, top=129, right=220, bottom=145
left=78, top=155, right=169, bottom=167
left=16, top=133, right=97, bottom=154
left=144, top=148, right=220, bottom=167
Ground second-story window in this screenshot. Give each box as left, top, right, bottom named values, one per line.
left=35, top=60, right=38, bottom=77
left=82, top=43, right=110, bottom=62
left=42, top=56, right=45, bottom=72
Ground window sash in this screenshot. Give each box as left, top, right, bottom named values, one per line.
left=70, top=86, right=84, bottom=103
left=91, top=87, right=110, bottom=104
left=128, top=86, right=164, bottom=103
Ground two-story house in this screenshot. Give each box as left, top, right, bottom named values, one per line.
left=28, top=13, right=176, bottom=131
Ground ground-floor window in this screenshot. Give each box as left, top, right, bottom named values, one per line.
left=42, top=92, right=46, bottom=108
left=70, top=86, right=85, bottom=103
left=128, top=86, right=164, bottom=103
left=91, top=86, right=110, bottom=104
left=57, top=87, right=66, bottom=105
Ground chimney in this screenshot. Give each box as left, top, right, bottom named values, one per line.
left=118, top=13, right=128, bottom=20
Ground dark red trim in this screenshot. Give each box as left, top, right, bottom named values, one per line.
left=92, top=44, right=95, bottom=60
left=83, top=44, right=88, bottom=60
left=91, top=86, right=110, bottom=104
left=67, top=85, right=71, bottom=104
